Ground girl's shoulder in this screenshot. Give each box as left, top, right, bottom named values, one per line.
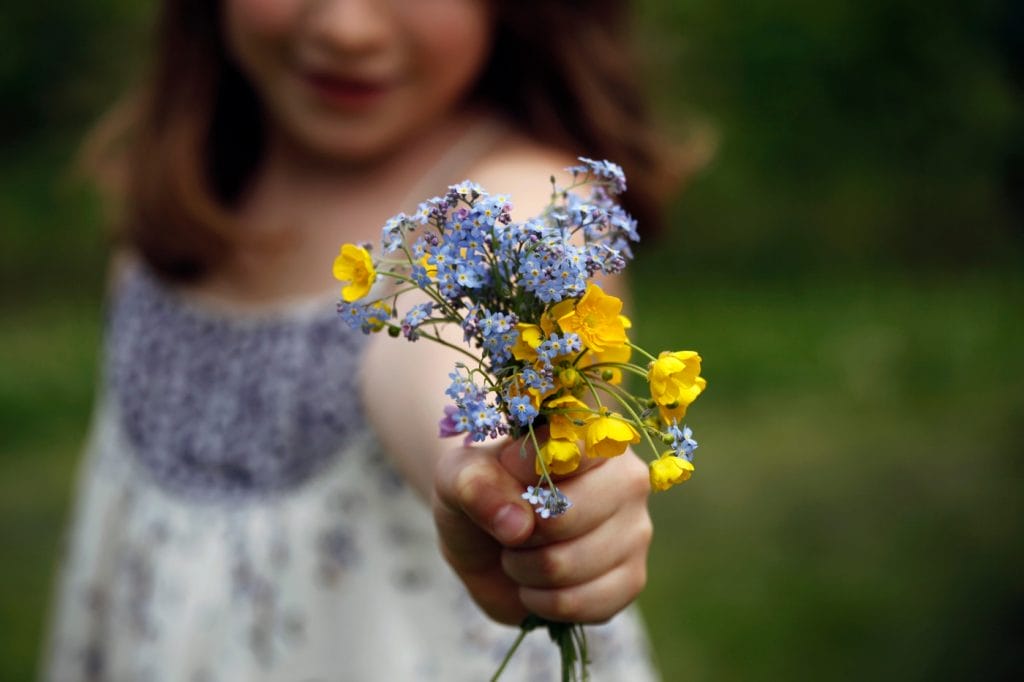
left=462, top=128, right=577, bottom=220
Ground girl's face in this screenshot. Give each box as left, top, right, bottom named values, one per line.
left=224, top=0, right=493, bottom=163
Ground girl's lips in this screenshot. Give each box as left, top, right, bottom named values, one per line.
left=303, top=72, right=392, bottom=110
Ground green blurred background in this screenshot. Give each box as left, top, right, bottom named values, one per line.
left=2, top=0, right=1022, bottom=680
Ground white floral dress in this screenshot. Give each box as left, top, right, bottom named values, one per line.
left=41, top=260, right=659, bottom=682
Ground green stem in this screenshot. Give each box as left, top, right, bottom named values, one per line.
left=527, top=423, right=559, bottom=493
left=583, top=361, right=650, bottom=380
left=578, top=372, right=605, bottom=411
left=627, top=340, right=658, bottom=363
left=490, top=627, right=529, bottom=682
left=593, top=379, right=664, bottom=458
left=414, top=331, right=484, bottom=366
left=375, top=269, right=464, bottom=321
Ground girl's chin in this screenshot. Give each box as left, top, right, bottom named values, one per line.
left=286, top=122, right=419, bottom=166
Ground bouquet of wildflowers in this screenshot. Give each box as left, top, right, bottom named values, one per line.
left=334, top=158, right=706, bottom=680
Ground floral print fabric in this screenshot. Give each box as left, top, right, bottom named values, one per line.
left=42, top=265, right=659, bottom=681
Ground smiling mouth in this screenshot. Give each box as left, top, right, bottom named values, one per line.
left=303, top=72, right=392, bottom=110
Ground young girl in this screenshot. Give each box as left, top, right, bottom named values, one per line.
left=45, top=1, right=683, bottom=679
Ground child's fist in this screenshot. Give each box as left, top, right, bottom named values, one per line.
left=432, top=437, right=652, bottom=625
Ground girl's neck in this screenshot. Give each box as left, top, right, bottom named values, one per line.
left=191, top=106, right=502, bottom=306
left=252, top=105, right=491, bottom=214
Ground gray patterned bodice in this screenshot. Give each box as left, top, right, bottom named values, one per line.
left=107, top=265, right=369, bottom=501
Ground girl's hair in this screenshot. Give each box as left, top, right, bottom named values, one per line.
left=89, top=0, right=688, bottom=282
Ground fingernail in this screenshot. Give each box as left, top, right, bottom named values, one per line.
left=492, top=504, right=530, bottom=544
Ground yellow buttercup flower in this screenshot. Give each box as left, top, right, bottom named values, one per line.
left=658, top=402, right=690, bottom=424
left=556, top=283, right=627, bottom=353
left=649, top=453, right=694, bottom=491
left=511, top=323, right=543, bottom=361
left=333, top=244, right=376, bottom=302
left=585, top=410, right=641, bottom=458
left=543, top=298, right=574, bottom=335
left=536, top=438, right=582, bottom=475
left=647, top=350, right=706, bottom=407
left=545, top=394, right=593, bottom=441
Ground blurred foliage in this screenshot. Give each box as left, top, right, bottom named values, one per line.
left=0, top=1, right=153, bottom=303
left=0, top=2, right=151, bottom=141
left=631, top=271, right=1024, bottom=680
left=637, top=0, right=1024, bottom=275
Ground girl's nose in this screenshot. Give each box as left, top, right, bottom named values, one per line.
left=306, top=0, right=393, bottom=54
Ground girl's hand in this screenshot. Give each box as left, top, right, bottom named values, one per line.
left=432, top=437, right=653, bottom=625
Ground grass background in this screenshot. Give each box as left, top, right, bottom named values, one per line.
left=2, top=0, right=1023, bottom=680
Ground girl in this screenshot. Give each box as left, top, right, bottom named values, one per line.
left=45, top=0, right=683, bottom=679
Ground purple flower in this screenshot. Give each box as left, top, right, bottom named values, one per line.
left=438, top=405, right=462, bottom=437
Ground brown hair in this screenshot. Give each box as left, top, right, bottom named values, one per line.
left=91, top=0, right=688, bottom=282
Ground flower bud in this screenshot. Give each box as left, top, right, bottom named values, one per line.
left=559, top=367, right=580, bottom=388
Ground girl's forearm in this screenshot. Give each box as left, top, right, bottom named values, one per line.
left=359, top=323, right=470, bottom=500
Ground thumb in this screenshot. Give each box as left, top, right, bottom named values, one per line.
left=434, top=442, right=537, bottom=551
left=431, top=442, right=536, bottom=625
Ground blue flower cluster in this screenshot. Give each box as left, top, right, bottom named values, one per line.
left=440, top=367, right=507, bottom=443
left=522, top=485, right=574, bottom=519
left=566, top=156, right=627, bottom=194
left=668, top=421, right=699, bottom=461
left=340, top=159, right=635, bottom=353
left=462, top=306, right=519, bottom=365
left=506, top=394, right=539, bottom=426
left=336, top=300, right=389, bottom=334
left=401, top=302, right=434, bottom=341
left=337, top=158, right=640, bottom=449
left=520, top=366, right=554, bottom=394
left=536, top=332, right=582, bottom=367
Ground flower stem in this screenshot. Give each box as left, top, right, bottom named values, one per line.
left=490, top=627, right=529, bottom=682
left=527, top=424, right=559, bottom=493
left=627, top=340, right=658, bottom=363
left=596, top=379, right=664, bottom=458
left=414, top=331, right=485, bottom=366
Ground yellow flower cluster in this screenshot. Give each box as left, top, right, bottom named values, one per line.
left=333, top=242, right=707, bottom=493
left=506, top=283, right=705, bottom=492
left=501, top=284, right=641, bottom=477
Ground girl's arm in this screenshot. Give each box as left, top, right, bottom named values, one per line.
left=359, top=148, right=653, bottom=625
